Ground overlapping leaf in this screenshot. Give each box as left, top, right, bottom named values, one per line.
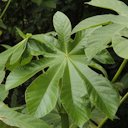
left=112, top=28, right=128, bottom=59
left=0, top=102, right=50, bottom=128
left=5, top=58, right=55, bottom=90
left=85, top=23, right=124, bottom=60
left=87, top=0, right=128, bottom=16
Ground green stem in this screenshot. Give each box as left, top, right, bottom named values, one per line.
left=112, top=59, right=128, bottom=82
left=97, top=59, right=128, bottom=128
left=120, top=92, right=128, bottom=105
left=0, top=0, right=12, bottom=19
left=98, top=92, right=128, bottom=128
left=97, top=117, right=108, bottom=128
left=60, top=112, right=69, bottom=128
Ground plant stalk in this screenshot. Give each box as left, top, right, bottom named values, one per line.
left=60, top=112, right=69, bottom=128
left=0, top=0, right=12, bottom=19
left=97, top=59, right=128, bottom=128
left=112, top=59, right=128, bottom=82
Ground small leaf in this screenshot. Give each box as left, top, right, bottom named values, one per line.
left=53, top=11, right=72, bottom=51
left=10, top=39, right=27, bottom=65
left=16, top=27, right=26, bottom=39
left=1, top=44, right=11, bottom=49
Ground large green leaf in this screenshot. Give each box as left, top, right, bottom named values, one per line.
left=112, top=28, right=128, bottom=59
left=26, top=61, right=66, bottom=118
left=5, top=58, right=55, bottom=90
left=87, top=0, right=128, bottom=16
left=61, top=60, right=90, bottom=127
left=0, top=102, right=50, bottom=128
left=53, top=11, right=72, bottom=52
left=72, top=60, right=119, bottom=119
left=85, top=23, right=124, bottom=60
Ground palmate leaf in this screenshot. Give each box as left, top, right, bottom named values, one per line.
left=0, top=102, right=50, bottom=128
left=87, top=0, right=128, bottom=16
left=3, top=11, right=120, bottom=127
left=26, top=61, right=66, bottom=118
